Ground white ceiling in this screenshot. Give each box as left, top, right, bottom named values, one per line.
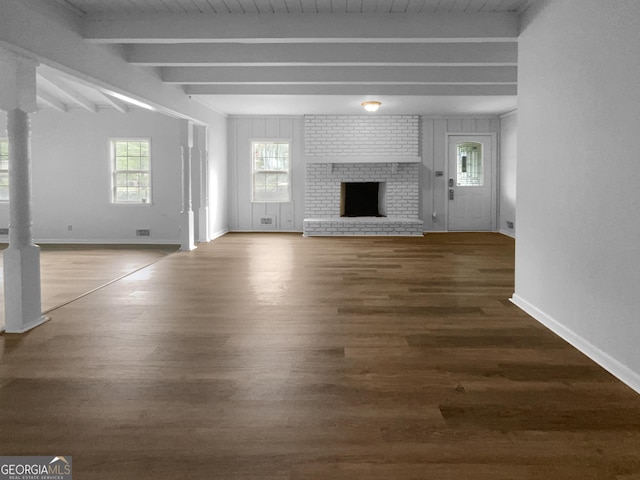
left=45, top=0, right=533, bottom=116
left=194, top=94, right=517, bottom=116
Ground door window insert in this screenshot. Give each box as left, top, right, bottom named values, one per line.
left=456, top=142, right=483, bottom=187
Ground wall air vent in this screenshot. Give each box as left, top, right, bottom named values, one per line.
left=136, top=229, right=151, bottom=236
left=254, top=216, right=276, bottom=230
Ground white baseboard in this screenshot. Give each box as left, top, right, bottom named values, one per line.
left=510, top=294, right=640, bottom=394
left=230, top=229, right=303, bottom=234
left=209, top=228, right=229, bottom=241
left=33, top=238, right=180, bottom=245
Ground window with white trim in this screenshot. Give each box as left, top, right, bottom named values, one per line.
left=111, top=139, right=151, bottom=204
left=252, top=140, right=291, bottom=203
left=0, top=139, right=8, bottom=202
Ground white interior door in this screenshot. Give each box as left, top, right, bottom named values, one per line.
left=447, top=135, right=496, bottom=231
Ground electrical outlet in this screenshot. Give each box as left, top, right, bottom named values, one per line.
left=67, top=225, right=73, bottom=231
left=506, top=221, right=514, bottom=229
left=0, top=227, right=8, bottom=235
left=136, top=229, right=151, bottom=236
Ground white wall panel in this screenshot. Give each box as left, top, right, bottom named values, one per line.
left=422, top=117, right=500, bottom=231
left=227, top=115, right=500, bottom=233
left=227, top=116, right=305, bottom=231
left=499, top=111, right=516, bottom=236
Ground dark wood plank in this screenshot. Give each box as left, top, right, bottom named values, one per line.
left=1, top=233, right=639, bottom=480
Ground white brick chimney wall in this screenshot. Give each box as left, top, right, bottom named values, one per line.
left=305, top=115, right=420, bottom=158
left=303, top=115, right=423, bottom=236
left=305, top=163, right=419, bottom=218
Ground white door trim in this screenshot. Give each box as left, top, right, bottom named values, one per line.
left=444, top=132, right=498, bottom=232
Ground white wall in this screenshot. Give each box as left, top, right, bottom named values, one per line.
left=514, top=0, right=640, bottom=391
left=0, top=108, right=184, bottom=243
left=227, top=116, right=305, bottom=231
left=205, top=113, right=229, bottom=239
left=228, top=115, right=501, bottom=232
left=499, top=111, right=517, bottom=237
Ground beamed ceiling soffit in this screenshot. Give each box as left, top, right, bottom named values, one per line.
left=43, top=0, right=535, bottom=115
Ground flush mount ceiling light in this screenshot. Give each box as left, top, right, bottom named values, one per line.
left=361, top=101, right=382, bottom=112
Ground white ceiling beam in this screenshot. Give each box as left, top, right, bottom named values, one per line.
left=162, top=65, right=517, bottom=84
left=185, top=84, right=517, bottom=95
left=36, top=72, right=98, bottom=113
left=40, top=66, right=132, bottom=113
left=128, top=42, right=517, bottom=66
left=96, top=90, right=129, bottom=112
left=83, top=12, right=518, bottom=43
left=0, top=0, right=220, bottom=124
left=37, top=91, right=68, bottom=113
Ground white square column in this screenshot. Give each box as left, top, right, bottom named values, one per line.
left=0, top=51, right=47, bottom=333
left=179, top=119, right=196, bottom=251
left=195, top=125, right=210, bottom=243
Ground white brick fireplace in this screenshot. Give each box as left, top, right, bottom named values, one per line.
left=303, top=115, right=423, bottom=236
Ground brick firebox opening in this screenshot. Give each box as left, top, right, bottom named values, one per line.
left=340, top=182, right=387, bottom=217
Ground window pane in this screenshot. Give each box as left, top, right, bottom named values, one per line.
left=253, top=172, right=265, bottom=201
left=128, top=156, right=141, bottom=170
left=115, top=142, right=128, bottom=156
left=254, top=142, right=289, bottom=172
left=277, top=172, right=289, bottom=188
left=128, top=142, right=141, bottom=156
left=128, top=189, right=140, bottom=202
left=116, top=172, right=128, bottom=187
left=0, top=141, right=8, bottom=201
left=139, top=173, right=150, bottom=187
left=457, top=142, right=483, bottom=187
left=115, top=187, right=128, bottom=202
left=277, top=144, right=289, bottom=167
left=116, top=157, right=128, bottom=170
left=252, top=141, right=290, bottom=202
left=253, top=172, right=289, bottom=202
left=112, top=139, right=151, bottom=203
left=128, top=173, right=140, bottom=186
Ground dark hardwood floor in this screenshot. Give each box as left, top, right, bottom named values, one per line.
left=0, top=244, right=176, bottom=323
left=1, top=233, right=639, bottom=479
